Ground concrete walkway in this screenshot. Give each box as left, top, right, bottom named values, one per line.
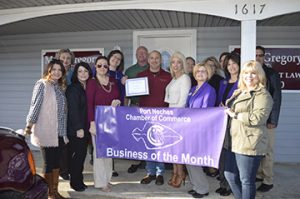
left=33, top=151, right=300, bottom=199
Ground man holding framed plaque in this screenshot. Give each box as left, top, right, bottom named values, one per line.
left=125, top=46, right=149, bottom=106
left=137, top=50, right=172, bottom=185
left=125, top=46, right=149, bottom=174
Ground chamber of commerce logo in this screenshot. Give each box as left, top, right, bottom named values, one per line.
left=132, top=122, right=183, bottom=150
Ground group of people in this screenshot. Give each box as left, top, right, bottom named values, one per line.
left=25, top=45, right=281, bottom=199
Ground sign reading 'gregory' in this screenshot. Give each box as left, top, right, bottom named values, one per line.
left=95, top=106, right=227, bottom=168
left=264, top=47, right=300, bottom=90
left=231, top=46, right=300, bottom=91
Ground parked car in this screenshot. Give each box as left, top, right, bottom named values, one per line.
left=0, top=127, right=48, bottom=199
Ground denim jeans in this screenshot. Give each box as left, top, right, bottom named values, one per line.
left=146, top=161, right=165, bottom=176
left=224, top=150, right=262, bottom=199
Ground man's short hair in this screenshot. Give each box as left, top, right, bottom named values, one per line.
left=256, top=46, right=265, bottom=55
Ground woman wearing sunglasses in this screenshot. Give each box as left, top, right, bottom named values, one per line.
left=86, top=55, right=121, bottom=192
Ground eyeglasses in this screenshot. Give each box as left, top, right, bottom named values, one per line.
left=96, top=64, right=109, bottom=69
left=196, top=70, right=207, bottom=74
left=256, top=54, right=264, bottom=57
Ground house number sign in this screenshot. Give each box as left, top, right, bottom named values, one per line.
left=234, top=3, right=266, bottom=15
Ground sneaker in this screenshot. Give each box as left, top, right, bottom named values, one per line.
left=257, top=183, right=273, bottom=192
left=140, top=175, right=156, bottom=184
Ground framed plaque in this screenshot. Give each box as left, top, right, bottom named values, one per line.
left=125, top=77, right=149, bottom=97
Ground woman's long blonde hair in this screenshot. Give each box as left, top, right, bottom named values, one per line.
left=238, top=60, right=266, bottom=90
left=169, top=51, right=188, bottom=77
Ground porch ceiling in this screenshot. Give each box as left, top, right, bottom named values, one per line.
left=0, top=1, right=299, bottom=36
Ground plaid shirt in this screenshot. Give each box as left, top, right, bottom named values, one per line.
left=26, top=80, right=67, bottom=137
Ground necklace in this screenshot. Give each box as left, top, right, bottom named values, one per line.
left=97, top=75, right=112, bottom=93
left=192, top=85, right=201, bottom=96
left=100, top=81, right=112, bottom=93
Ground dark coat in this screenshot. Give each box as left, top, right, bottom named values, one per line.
left=208, top=74, right=224, bottom=95
left=262, top=64, right=282, bottom=126
left=66, top=83, right=89, bottom=138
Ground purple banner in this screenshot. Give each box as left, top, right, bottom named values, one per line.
left=95, top=106, right=227, bottom=168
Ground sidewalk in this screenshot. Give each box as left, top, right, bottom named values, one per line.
left=33, top=151, right=300, bottom=199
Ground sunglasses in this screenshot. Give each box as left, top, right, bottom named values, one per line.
left=256, top=54, right=264, bottom=57
left=96, top=64, right=109, bottom=69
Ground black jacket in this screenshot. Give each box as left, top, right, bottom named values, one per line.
left=262, top=64, right=282, bottom=126
left=66, top=83, right=89, bottom=137
left=208, top=73, right=224, bottom=95
left=208, top=73, right=223, bottom=106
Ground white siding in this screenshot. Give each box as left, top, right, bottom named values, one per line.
left=196, top=26, right=241, bottom=62
left=0, top=26, right=299, bottom=163
left=0, top=30, right=133, bottom=128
